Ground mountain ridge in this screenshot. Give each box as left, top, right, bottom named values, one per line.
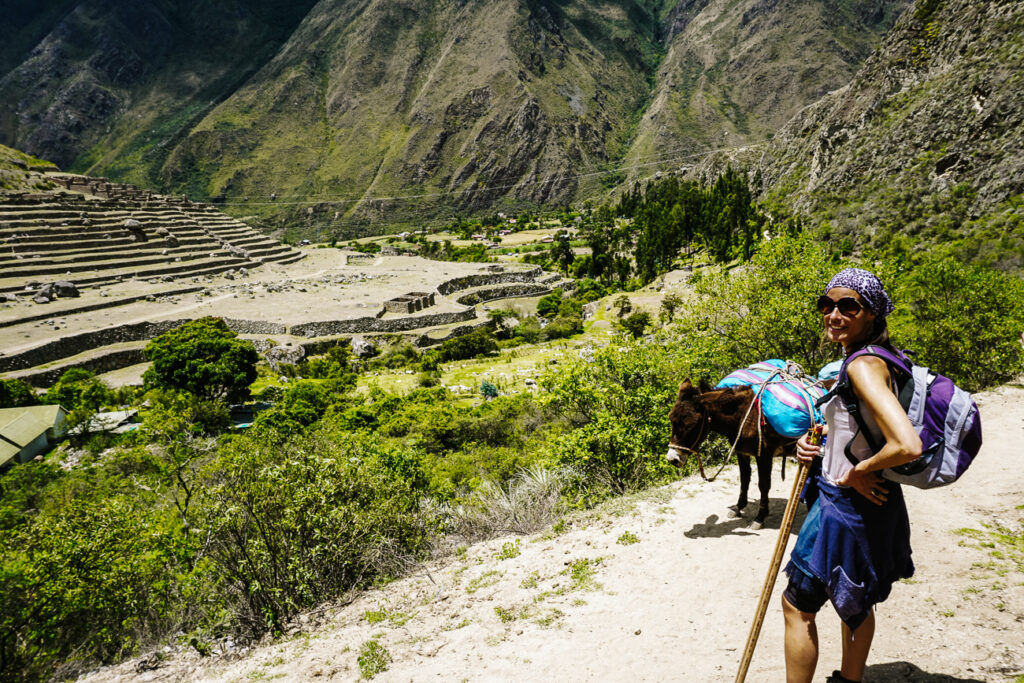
left=0, top=0, right=908, bottom=230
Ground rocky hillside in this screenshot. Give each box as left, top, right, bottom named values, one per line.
left=0, top=0, right=903, bottom=228
left=0, top=0, right=320, bottom=184
left=755, top=0, right=1024, bottom=267
left=625, top=0, right=905, bottom=172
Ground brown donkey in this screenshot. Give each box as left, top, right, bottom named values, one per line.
left=666, top=379, right=799, bottom=528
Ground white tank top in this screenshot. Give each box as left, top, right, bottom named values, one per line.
left=820, top=392, right=885, bottom=486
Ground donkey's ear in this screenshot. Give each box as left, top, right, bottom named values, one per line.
left=678, top=379, right=694, bottom=398
left=699, top=379, right=713, bottom=393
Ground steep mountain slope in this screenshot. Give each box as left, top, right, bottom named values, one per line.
left=0, top=0, right=320, bottom=181
left=625, top=0, right=907, bottom=172
left=0, top=0, right=906, bottom=229
left=160, top=0, right=669, bottom=224
left=757, top=0, right=1024, bottom=267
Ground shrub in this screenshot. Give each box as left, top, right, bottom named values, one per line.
left=0, top=497, right=188, bottom=681
left=357, top=639, right=391, bottom=679
left=542, top=314, right=583, bottom=341
left=195, top=428, right=433, bottom=635
left=480, top=380, right=499, bottom=399
left=436, top=328, right=498, bottom=362
left=541, top=342, right=686, bottom=501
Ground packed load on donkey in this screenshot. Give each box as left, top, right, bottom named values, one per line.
left=666, top=359, right=827, bottom=529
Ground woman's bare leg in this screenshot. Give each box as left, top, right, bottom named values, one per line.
left=783, top=594, right=818, bottom=683
left=839, top=609, right=875, bottom=682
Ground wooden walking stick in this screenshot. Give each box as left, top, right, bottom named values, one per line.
left=735, top=423, right=821, bottom=683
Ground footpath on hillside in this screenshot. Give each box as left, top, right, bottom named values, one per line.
left=86, top=384, right=1024, bottom=683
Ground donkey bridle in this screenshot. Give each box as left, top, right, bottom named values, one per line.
left=668, top=410, right=714, bottom=480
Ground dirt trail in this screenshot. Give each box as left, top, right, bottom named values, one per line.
left=87, top=385, right=1024, bottom=683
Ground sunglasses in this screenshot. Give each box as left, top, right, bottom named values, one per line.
left=817, top=295, right=863, bottom=316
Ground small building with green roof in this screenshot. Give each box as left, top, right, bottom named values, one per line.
left=0, top=405, right=67, bottom=468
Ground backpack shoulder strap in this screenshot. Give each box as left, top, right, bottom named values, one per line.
left=829, top=346, right=914, bottom=467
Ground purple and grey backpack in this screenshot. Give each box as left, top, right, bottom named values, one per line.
left=826, top=345, right=982, bottom=489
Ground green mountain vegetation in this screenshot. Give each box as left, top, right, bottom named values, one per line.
left=625, top=0, right=906, bottom=171
left=751, top=0, right=1024, bottom=269
left=0, top=0, right=909, bottom=235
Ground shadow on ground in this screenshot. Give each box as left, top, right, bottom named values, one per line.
left=865, top=661, right=988, bottom=682
left=683, top=497, right=809, bottom=538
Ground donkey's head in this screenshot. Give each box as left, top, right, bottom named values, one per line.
left=666, top=378, right=713, bottom=466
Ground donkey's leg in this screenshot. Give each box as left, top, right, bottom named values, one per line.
left=751, top=454, right=773, bottom=530
left=728, top=455, right=752, bottom=518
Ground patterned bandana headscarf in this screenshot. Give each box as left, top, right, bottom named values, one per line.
left=824, top=268, right=894, bottom=318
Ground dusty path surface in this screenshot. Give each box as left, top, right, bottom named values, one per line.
left=86, top=385, right=1024, bottom=683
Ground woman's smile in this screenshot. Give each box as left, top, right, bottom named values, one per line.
left=822, top=286, right=876, bottom=351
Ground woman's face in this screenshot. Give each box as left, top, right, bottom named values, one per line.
left=823, top=286, right=877, bottom=350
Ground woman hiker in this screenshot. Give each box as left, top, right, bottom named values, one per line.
left=783, top=268, right=922, bottom=683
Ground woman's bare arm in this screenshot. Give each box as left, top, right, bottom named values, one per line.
left=837, top=355, right=923, bottom=503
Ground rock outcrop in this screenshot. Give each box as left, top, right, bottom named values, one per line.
left=756, top=0, right=1024, bottom=264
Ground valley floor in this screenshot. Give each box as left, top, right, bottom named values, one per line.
left=83, top=384, right=1024, bottom=683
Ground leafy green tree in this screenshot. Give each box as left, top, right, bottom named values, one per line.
left=0, top=379, right=38, bottom=408
left=143, top=318, right=258, bottom=402
left=889, top=255, right=1024, bottom=391
left=574, top=278, right=607, bottom=302
left=436, top=328, right=498, bottom=362
left=620, top=311, right=651, bottom=339
left=551, top=232, right=575, bottom=273
left=137, top=390, right=228, bottom=527
left=536, top=289, right=563, bottom=318
left=660, top=293, right=683, bottom=323
left=43, top=368, right=113, bottom=429
left=480, top=380, right=499, bottom=399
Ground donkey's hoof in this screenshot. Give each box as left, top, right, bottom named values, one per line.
left=749, top=520, right=764, bottom=531
left=727, top=505, right=743, bottom=519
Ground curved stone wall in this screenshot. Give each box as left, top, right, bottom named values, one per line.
left=455, top=284, right=550, bottom=305
left=435, top=266, right=543, bottom=296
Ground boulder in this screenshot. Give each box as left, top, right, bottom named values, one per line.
left=265, top=344, right=305, bottom=371
left=32, top=294, right=51, bottom=304
left=123, top=219, right=142, bottom=228
left=37, top=283, right=55, bottom=299
left=155, top=227, right=169, bottom=236
left=53, top=281, right=79, bottom=298
left=351, top=337, right=378, bottom=358
left=164, top=235, right=179, bottom=247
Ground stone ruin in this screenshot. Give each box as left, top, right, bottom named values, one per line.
left=384, top=291, right=435, bottom=314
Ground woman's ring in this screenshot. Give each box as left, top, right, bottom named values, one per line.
left=871, top=488, right=880, bottom=497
